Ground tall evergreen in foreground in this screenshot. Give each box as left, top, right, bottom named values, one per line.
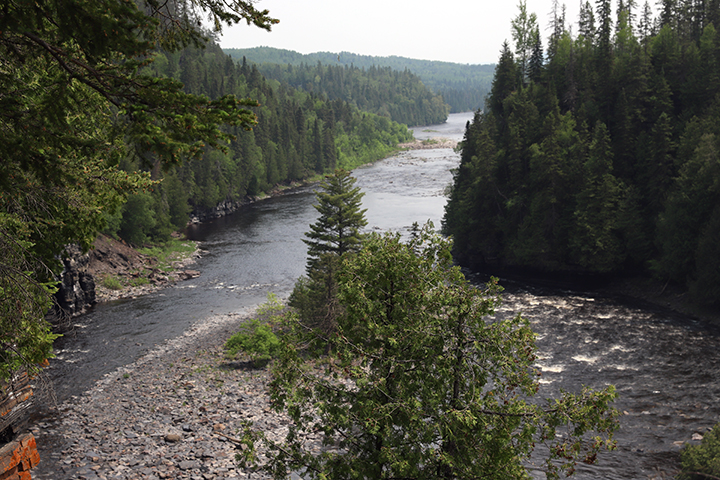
left=443, top=1, right=720, bottom=303
left=290, top=170, right=367, bottom=334
left=303, top=170, right=367, bottom=268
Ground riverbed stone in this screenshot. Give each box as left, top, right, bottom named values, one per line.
left=30, top=310, right=324, bottom=480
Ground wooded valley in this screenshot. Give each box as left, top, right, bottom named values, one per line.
left=225, top=47, right=494, bottom=113
left=443, top=0, right=720, bottom=304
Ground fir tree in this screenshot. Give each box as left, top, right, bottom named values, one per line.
left=290, top=169, right=367, bottom=333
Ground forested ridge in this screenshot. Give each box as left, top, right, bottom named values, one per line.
left=104, top=42, right=414, bottom=244
left=224, top=46, right=494, bottom=113
left=444, top=1, right=720, bottom=303
left=238, top=60, right=450, bottom=127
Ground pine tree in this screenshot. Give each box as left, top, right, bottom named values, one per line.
left=511, top=0, right=540, bottom=87
left=303, top=169, right=367, bottom=270
left=571, top=122, right=626, bottom=272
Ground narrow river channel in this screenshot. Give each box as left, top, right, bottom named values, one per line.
left=37, top=112, right=720, bottom=479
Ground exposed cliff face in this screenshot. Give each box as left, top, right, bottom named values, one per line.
left=53, top=235, right=201, bottom=317
left=54, top=244, right=96, bottom=318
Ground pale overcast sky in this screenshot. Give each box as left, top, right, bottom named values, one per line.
left=215, top=0, right=656, bottom=65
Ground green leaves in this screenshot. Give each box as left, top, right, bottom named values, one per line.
left=0, top=0, right=275, bottom=378
left=244, top=224, right=619, bottom=479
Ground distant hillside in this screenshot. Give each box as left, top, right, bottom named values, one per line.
left=224, top=47, right=494, bottom=113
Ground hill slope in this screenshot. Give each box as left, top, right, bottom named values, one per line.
left=224, top=47, right=494, bottom=113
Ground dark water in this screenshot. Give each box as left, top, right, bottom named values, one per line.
left=44, top=112, right=471, bottom=402
left=40, top=111, right=720, bottom=478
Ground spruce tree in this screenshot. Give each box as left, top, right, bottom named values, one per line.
left=303, top=169, right=367, bottom=269
left=290, top=169, right=367, bottom=332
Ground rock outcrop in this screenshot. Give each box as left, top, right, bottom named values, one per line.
left=189, top=198, right=252, bottom=224
left=53, top=244, right=95, bottom=318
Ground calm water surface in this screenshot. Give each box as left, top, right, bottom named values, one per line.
left=41, top=112, right=720, bottom=478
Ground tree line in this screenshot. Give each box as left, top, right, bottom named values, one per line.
left=0, top=0, right=413, bottom=380
left=444, top=0, right=720, bottom=304
left=102, top=42, right=414, bottom=245
left=224, top=46, right=494, bottom=113
left=245, top=60, right=450, bottom=126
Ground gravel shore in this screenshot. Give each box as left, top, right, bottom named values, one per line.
left=31, top=310, right=286, bottom=480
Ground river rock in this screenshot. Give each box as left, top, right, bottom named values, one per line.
left=30, top=311, right=325, bottom=480
left=164, top=433, right=183, bottom=443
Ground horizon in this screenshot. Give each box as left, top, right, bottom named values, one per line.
left=216, top=0, right=659, bottom=66
left=221, top=45, right=499, bottom=67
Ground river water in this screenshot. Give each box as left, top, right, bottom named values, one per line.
left=41, top=112, right=720, bottom=479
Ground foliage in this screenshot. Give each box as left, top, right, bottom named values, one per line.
left=303, top=170, right=367, bottom=267
left=137, top=238, right=197, bottom=271
left=225, top=294, right=284, bottom=367
left=246, top=61, right=450, bottom=126
left=443, top=1, right=720, bottom=301
left=290, top=169, right=367, bottom=334
left=224, top=47, right=495, bottom=113
left=0, top=0, right=276, bottom=377
left=239, top=224, right=619, bottom=479
left=225, top=320, right=280, bottom=367
left=0, top=225, right=60, bottom=380
left=680, top=425, right=720, bottom=479
left=101, top=276, right=124, bottom=291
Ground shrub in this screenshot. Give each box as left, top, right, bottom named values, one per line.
left=130, top=276, right=150, bottom=287
left=225, top=294, right=284, bottom=367
left=101, top=275, right=123, bottom=290
left=680, top=425, right=720, bottom=479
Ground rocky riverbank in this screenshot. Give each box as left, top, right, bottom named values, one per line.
left=32, top=310, right=299, bottom=480
left=87, top=235, right=203, bottom=304
left=398, top=137, right=458, bottom=150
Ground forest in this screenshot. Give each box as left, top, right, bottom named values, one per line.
left=443, top=0, right=720, bottom=303
left=0, top=0, right=431, bottom=380
left=237, top=60, right=450, bottom=126
left=102, top=42, right=418, bottom=245
left=224, top=47, right=494, bottom=113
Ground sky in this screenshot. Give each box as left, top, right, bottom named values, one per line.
left=215, top=0, right=587, bottom=65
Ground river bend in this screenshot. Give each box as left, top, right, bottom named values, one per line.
left=40, top=112, right=720, bottom=479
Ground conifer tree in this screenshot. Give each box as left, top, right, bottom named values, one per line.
left=290, top=169, right=367, bottom=333
left=303, top=169, right=367, bottom=268
left=243, top=226, right=619, bottom=480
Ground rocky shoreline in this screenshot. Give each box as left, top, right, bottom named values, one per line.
left=398, top=137, right=459, bottom=150
left=32, top=310, right=293, bottom=480
left=87, top=235, right=203, bottom=304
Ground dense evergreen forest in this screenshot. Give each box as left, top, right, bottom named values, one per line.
left=224, top=47, right=494, bottom=113
left=104, top=43, right=414, bottom=244
left=444, top=1, right=720, bottom=304
left=239, top=60, right=449, bottom=126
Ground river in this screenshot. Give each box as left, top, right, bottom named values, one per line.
left=38, top=112, right=720, bottom=479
